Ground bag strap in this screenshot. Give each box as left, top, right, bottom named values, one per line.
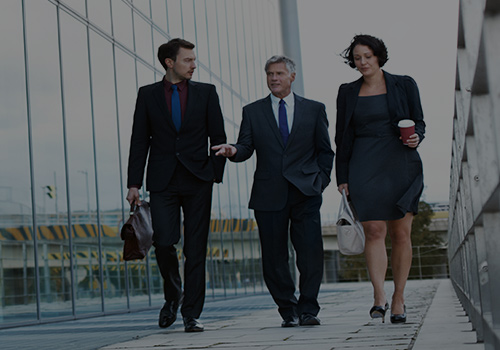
left=340, top=189, right=356, bottom=220
left=129, top=203, right=137, bottom=216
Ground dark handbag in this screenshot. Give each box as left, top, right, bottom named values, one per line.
left=120, top=200, right=153, bottom=261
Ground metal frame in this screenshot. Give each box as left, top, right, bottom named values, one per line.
left=449, top=0, right=500, bottom=348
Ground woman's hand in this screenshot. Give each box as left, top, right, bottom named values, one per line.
left=338, top=183, right=349, bottom=195
left=405, top=133, right=420, bottom=148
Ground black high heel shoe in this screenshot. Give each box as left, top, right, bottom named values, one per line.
left=369, top=302, right=389, bottom=323
left=390, top=305, right=407, bottom=324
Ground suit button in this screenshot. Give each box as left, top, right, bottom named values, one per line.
left=176, top=152, right=180, bottom=156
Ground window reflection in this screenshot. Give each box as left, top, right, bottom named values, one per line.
left=27, top=1, right=73, bottom=318
left=1, top=0, right=282, bottom=327
left=59, top=9, right=102, bottom=314
left=0, top=0, right=37, bottom=324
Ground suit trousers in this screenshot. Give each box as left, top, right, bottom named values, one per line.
left=254, top=183, right=324, bottom=319
left=150, top=162, right=213, bottom=319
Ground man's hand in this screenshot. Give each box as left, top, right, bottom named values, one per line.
left=126, top=187, right=141, bottom=206
left=212, top=144, right=237, bottom=157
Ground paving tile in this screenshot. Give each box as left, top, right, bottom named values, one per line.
left=0, top=280, right=484, bottom=350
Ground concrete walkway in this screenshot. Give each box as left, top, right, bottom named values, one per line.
left=1, top=279, right=483, bottom=350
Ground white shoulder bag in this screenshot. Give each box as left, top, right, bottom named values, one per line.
left=336, top=189, right=365, bottom=255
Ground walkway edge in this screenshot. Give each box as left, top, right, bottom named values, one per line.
left=412, top=279, right=482, bottom=350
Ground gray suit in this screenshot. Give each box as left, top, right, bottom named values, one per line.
left=231, top=93, right=334, bottom=319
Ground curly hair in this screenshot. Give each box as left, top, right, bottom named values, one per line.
left=341, top=34, right=389, bottom=69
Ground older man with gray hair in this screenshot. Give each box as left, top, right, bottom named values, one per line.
left=212, top=55, right=334, bottom=327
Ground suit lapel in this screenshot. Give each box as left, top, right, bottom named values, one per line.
left=152, top=81, right=177, bottom=131
left=383, top=71, right=398, bottom=120
left=344, top=78, right=363, bottom=128
left=287, top=93, right=303, bottom=147
left=184, top=80, right=199, bottom=128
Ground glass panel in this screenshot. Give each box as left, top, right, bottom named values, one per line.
left=133, top=12, right=154, bottom=68
left=59, top=10, right=102, bottom=315
left=114, top=47, right=141, bottom=305
left=193, top=0, right=208, bottom=83
left=27, top=1, right=73, bottom=320
left=87, top=0, right=112, bottom=34
left=129, top=0, right=149, bottom=15
left=152, top=30, right=168, bottom=70
left=0, top=0, right=36, bottom=325
left=61, top=0, right=86, bottom=16
left=216, top=0, right=231, bottom=86
left=205, top=2, right=220, bottom=80
left=241, top=1, right=257, bottom=102
left=233, top=1, right=249, bottom=105
left=150, top=0, right=167, bottom=32
left=110, top=0, right=134, bottom=51
left=166, top=0, right=182, bottom=38
left=181, top=0, right=196, bottom=43
left=88, top=31, right=127, bottom=311
left=136, top=63, right=155, bottom=90
left=125, top=62, right=157, bottom=308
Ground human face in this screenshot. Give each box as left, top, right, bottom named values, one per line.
left=266, top=62, right=295, bottom=99
left=165, top=47, right=196, bottom=83
left=353, top=44, right=381, bottom=77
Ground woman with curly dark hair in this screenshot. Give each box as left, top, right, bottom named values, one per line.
left=335, top=34, right=425, bottom=324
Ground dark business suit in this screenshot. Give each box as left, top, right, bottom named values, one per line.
left=335, top=70, right=425, bottom=185
left=127, top=79, right=226, bottom=318
left=231, top=93, right=334, bottom=319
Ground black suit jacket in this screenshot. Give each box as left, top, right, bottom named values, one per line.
left=231, top=93, right=334, bottom=211
left=335, top=70, right=426, bottom=185
left=127, top=80, right=227, bottom=191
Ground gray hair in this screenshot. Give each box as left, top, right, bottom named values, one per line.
left=265, top=55, right=296, bottom=74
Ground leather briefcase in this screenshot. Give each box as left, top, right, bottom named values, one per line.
left=120, top=200, right=153, bottom=260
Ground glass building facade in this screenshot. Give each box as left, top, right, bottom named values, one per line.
left=0, top=0, right=283, bottom=327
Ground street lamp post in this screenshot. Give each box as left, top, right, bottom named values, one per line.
left=78, top=170, right=91, bottom=222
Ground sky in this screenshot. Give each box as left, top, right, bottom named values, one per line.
left=296, top=0, right=460, bottom=221
left=0, top=0, right=460, bottom=219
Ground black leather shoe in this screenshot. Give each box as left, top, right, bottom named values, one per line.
left=390, top=305, right=407, bottom=324
left=370, top=302, right=389, bottom=323
left=281, top=315, right=299, bottom=327
left=159, top=300, right=179, bottom=328
left=299, top=314, right=321, bottom=326
left=183, top=317, right=204, bottom=332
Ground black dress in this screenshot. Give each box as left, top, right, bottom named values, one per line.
left=348, top=94, right=423, bottom=221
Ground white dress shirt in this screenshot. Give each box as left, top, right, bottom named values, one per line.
left=270, top=92, right=294, bottom=131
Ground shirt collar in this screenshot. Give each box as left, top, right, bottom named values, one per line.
left=270, top=92, right=294, bottom=107
left=163, top=76, right=188, bottom=91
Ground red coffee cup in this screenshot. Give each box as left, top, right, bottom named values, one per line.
left=398, top=119, right=415, bottom=145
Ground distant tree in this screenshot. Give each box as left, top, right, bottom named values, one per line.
left=338, top=201, right=446, bottom=281
left=410, top=201, right=444, bottom=246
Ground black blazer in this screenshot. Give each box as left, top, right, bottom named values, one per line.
left=335, top=70, right=425, bottom=185
left=231, top=93, right=334, bottom=211
left=127, top=80, right=227, bottom=191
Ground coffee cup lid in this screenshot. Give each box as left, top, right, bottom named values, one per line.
left=398, top=119, right=415, bottom=127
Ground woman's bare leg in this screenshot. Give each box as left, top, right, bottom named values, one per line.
left=363, top=220, right=388, bottom=306
left=387, top=213, right=414, bottom=314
